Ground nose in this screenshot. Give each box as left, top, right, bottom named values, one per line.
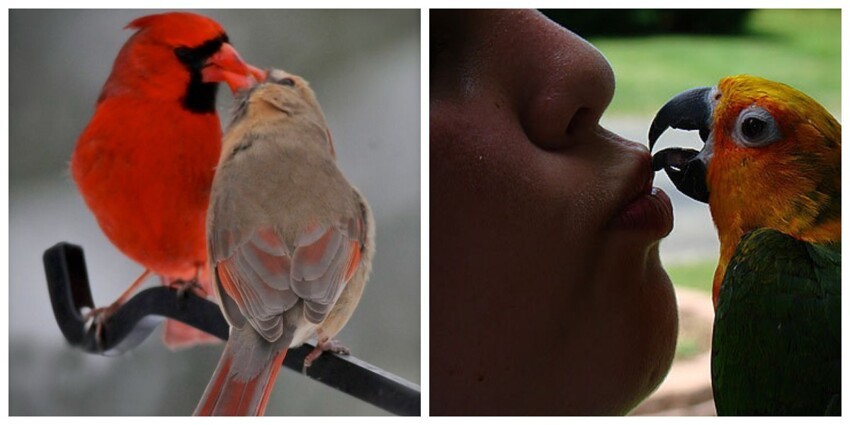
left=509, top=12, right=615, bottom=151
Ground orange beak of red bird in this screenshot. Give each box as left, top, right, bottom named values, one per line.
left=202, top=43, right=267, bottom=93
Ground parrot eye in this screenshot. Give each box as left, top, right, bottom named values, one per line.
left=741, top=117, right=765, bottom=139
left=734, top=106, right=781, bottom=147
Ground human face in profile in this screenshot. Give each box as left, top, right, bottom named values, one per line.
left=430, top=9, right=678, bottom=415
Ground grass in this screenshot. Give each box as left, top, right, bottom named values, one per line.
left=675, top=338, right=703, bottom=361
left=667, top=259, right=715, bottom=360
left=590, top=9, right=841, bottom=116
left=665, top=259, right=716, bottom=293
left=666, top=259, right=717, bottom=360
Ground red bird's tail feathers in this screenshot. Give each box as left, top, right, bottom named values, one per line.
left=163, top=320, right=220, bottom=349
left=161, top=275, right=220, bottom=349
left=194, top=326, right=288, bottom=416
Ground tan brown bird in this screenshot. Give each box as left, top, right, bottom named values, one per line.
left=195, top=69, right=375, bottom=416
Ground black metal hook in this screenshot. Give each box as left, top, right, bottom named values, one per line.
left=43, top=242, right=420, bottom=416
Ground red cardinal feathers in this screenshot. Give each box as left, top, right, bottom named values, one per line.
left=71, top=12, right=263, bottom=348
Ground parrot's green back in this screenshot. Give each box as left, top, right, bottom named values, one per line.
left=711, top=228, right=840, bottom=415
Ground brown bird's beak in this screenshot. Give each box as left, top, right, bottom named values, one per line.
left=202, top=43, right=267, bottom=93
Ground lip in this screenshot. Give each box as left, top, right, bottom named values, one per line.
left=608, top=155, right=674, bottom=239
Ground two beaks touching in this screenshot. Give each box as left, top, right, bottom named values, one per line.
left=70, top=12, right=374, bottom=416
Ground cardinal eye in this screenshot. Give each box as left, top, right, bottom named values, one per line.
left=174, top=35, right=226, bottom=68
left=174, top=46, right=196, bottom=64
left=275, top=78, right=296, bottom=87
left=734, top=106, right=781, bottom=147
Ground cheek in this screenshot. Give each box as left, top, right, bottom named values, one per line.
left=432, top=101, right=648, bottom=413
left=430, top=99, right=601, bottom=297
left=435, top=96, right=603, bottom=213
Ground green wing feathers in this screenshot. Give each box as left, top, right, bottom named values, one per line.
left=712, top=228, right=840, bottom=415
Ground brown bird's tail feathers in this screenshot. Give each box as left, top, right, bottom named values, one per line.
left=194, top=326, right=290, bottom=416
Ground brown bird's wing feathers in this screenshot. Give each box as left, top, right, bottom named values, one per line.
left=212, top=218, right=365, bottom=342
left=208, top=108, right=368, bottom=343
left=197, top=71, right=372, bottom=416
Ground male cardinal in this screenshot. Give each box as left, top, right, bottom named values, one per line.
left=70, top=12, right=264, bottom=348
left=194, top=70, right=374, bottom=415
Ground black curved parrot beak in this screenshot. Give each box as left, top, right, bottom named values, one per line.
left=648, top=87, right=713, bottom=204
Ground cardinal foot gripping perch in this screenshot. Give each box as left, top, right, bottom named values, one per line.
left=43, top=242, right=420, bottom=416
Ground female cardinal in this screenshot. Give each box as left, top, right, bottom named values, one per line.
left=70, top=12, right=264, bottom=348
left=194, top=70, right=374, bottom=415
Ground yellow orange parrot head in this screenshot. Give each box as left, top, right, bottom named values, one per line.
left=648, top=75, right=840, bottom=303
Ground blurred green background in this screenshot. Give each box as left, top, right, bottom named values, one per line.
left=545, top=9, right=840, bottom=368
left=545, top=8, right=841, bottom=298
left=544, top=9, right=841, bottom=117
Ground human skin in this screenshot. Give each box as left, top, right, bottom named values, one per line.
left=430, top=10, right=679, bottom=415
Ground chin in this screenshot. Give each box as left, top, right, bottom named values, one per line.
left=627, top=245, right=679, bottom=410
left=593, top=239, right=679, bottom=413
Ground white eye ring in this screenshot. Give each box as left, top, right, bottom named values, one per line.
left=733, top=105, right=781, bottom=148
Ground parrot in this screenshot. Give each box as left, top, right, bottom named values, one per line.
left=194, top=69, right=375, bottom=415
left=70, top=12, right=265, bottom=349
left=648, top=75, right=840, bottom=415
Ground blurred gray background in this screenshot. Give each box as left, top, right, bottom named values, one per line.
left=9, top=9, right=420, bottom=415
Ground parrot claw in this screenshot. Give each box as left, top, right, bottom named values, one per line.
left=302, top=338, right=351, bottom=373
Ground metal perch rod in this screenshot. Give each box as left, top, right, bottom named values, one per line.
left=43, top=242, right=420, bottom=416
